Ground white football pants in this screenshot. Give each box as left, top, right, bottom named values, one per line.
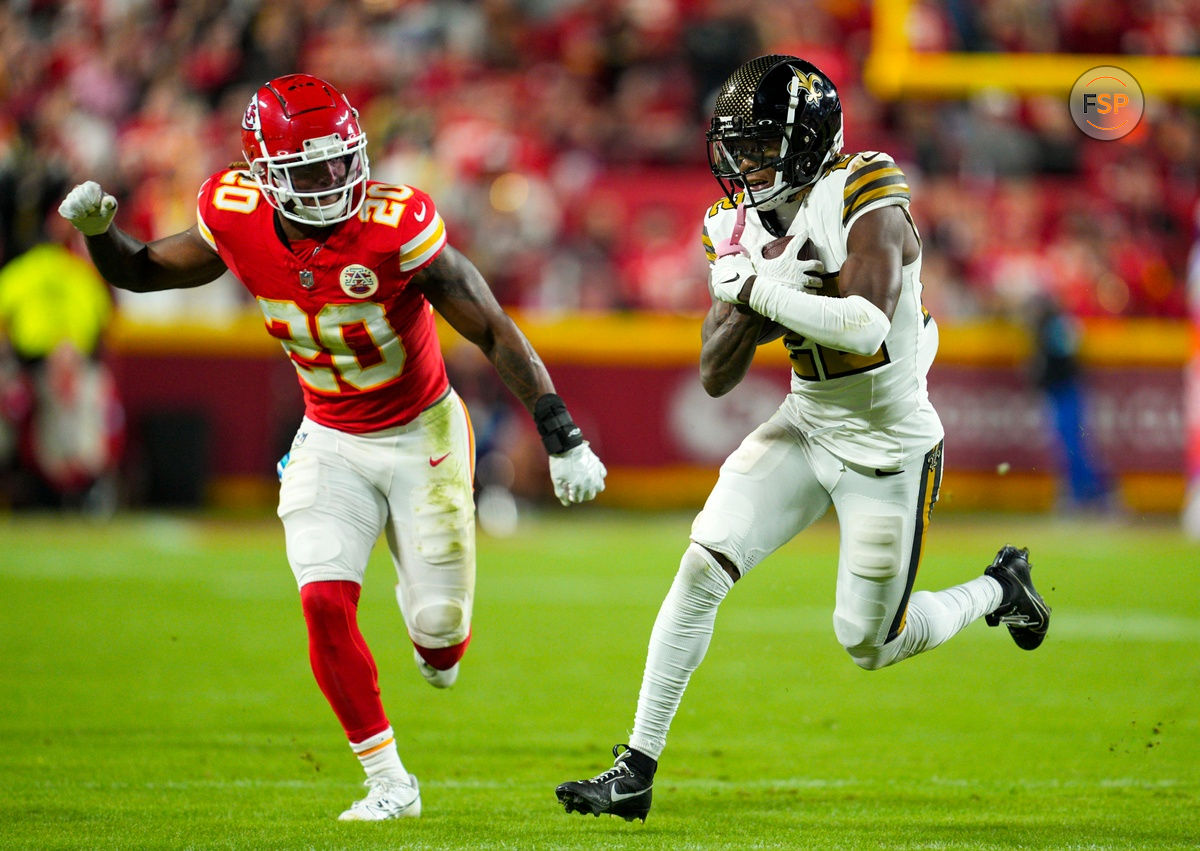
left=277, top=389, right=476, bottom=650
left=629, top=417, right=1002, bottom=758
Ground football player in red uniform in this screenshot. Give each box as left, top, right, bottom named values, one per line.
left=59, top=74, right=606, bottom=821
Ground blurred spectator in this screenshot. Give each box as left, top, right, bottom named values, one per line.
left=1026, top=293, right=1112, bottom=512
left=0, top=0, right=1194, bottom=322
left=0, top=219, right=123, bottom=511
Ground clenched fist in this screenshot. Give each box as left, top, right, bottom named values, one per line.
left=58, top=181, right=118, bottom=236
left=548, top=442, right=607, bottom=506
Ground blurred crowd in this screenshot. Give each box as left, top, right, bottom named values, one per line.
left=1, top=0, right=1198, bottom=321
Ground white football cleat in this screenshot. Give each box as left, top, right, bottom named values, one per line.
left=338, top=773, right=421, bottom=821
left=414, top=648, right=458, bottom=689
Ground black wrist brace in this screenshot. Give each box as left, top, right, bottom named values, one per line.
left=533, top=393, right=583, bottom=455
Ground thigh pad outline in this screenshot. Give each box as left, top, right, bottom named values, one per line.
left=845, top=512, right=904, bottom=580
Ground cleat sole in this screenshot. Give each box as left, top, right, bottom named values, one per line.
left=984, top=546, right=1050, bottom=650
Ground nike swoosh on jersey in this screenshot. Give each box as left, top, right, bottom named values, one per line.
left=414, top=202, right=428, bottom=222
left=874, top=468, right=904, bottom=477
left=429, top=452, right=451, bottom=467
left=609, top=784, right=652, bottom=803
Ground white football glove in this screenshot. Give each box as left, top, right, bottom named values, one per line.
left=755, top=242, right=827, bottom=291
left=548, top=441, right=606, bottom=506
left=58, top=181, right=118, bottom=236
left=710, top=252, right=757, bottom=304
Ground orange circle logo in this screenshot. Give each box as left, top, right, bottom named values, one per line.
left=1069, top=66, right=1144, bottom=141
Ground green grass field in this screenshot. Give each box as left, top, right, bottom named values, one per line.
left=1, top=509, right=1197, bottom=849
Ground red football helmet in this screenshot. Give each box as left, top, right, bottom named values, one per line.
left=240, top=74, right=369, bottom=226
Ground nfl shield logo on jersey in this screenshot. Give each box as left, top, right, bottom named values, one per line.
left=340, top=264, right=379, bottom=298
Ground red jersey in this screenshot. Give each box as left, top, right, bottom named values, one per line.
left=196, top=170, right=450, bottom=432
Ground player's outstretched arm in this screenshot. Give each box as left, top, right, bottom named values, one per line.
left=415, top=245, right=554, bottom=407
left=415, top=245, right=606, bottom=505
left=58, top=181, right=226, bottom=292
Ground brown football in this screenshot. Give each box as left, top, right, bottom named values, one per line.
left=760, top=235, right=793, bottom=259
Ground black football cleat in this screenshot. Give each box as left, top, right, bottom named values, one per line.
left=984, top=545, right=1051, bottom=650
left=555, top=745, right=653, bottom=822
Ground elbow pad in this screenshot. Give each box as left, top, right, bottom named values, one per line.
left=748, top=277, right=891, bottom=356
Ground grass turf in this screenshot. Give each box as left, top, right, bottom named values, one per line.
left=0, top=509, right=1197, bottom=849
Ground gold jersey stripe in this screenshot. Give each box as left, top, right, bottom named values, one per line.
left=843, top=160, right=897, bottom=195
left=399, top=216, right=447, bottom=272
left=843, top=177, right=910, bottom=225
left=702, top=227, right=717, bottom=262
left=196, top=208, right=217, bottom=250
left=401, top=214, right=445, bottom=255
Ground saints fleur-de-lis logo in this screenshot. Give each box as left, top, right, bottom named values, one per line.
left=790, top=70, right=824, bottom=106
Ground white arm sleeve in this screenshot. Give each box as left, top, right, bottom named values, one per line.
left=747, top=276, right=891, bottom=356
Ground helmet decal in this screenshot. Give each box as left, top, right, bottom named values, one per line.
left=790, top=70, right=825, bottom=106
left=241, top=98, right=260, bottom=133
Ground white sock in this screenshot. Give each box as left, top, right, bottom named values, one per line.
left=884, top=575, right=1004, bottom=664
left=350, top=726, right=407, bottom=782
left=629, top=544, right=734, bottom=759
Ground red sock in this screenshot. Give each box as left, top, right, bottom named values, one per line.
left=414, top=631, right=471, bottom=671
left=300, top=580, right=388, bottom=743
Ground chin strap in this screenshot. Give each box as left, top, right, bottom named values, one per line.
left=713, top=204, right=749, bottom=258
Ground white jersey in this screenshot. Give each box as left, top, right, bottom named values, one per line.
left=701, top=151, right=943, bottom=470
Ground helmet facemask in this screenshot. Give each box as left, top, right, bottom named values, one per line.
left=708, top=119, right=795, bottom=211
left=241, top=75, right=371, bottom=227
left=250, top=131, right=369, bottom=227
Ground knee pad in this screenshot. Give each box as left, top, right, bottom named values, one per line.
left=405, top=595, right=470, bottom=650
left=691, top=495, right=753, bottom=571
left=833, top=611, right=877, bottom=654
left=411, top=600, right=467, bottom=640
left=842, top=639, right=900, bottom=671
left=678, top=543, right=736, bottom=598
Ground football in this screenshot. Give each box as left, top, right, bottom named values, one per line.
left=760, top=235, right=793, bottom=259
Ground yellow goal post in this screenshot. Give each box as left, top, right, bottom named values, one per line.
left=863, top=0, right=1200, bottom=99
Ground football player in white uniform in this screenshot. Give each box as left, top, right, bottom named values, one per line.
left=556, top=55, right=1050, bottom=822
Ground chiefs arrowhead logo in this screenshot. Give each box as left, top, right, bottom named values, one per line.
left=242, top=98, right=261, bottom=131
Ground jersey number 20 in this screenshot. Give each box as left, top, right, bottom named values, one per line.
left=257, top=299, right=406, bottom=392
